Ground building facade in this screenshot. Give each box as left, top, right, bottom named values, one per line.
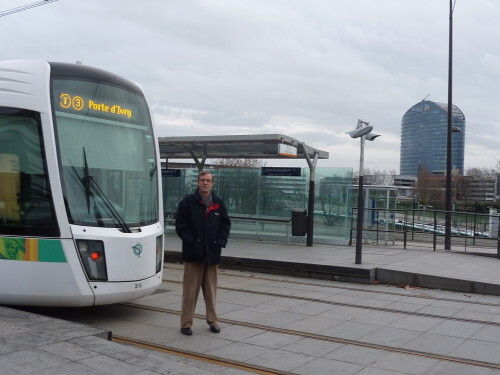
left=400, top=100, right=465, bottom=177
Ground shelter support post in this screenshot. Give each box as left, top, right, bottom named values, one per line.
left=188, top=143, right=208, bottom=171
left=301, top=143, right=319, bottom=247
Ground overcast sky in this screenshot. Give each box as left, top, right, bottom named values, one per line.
left=2, top=0, right=499, bottom=172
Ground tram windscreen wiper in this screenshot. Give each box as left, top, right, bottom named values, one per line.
left=149, top=161, right=156, bottom=180
left=82, top=147, right=92, bottom=214
left=80, top=148, right=132, bottom=233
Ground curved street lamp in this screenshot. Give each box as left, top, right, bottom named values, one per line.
left=445, top=0, right=457, bottom=250
left=347, top=119, right=381, bottom=264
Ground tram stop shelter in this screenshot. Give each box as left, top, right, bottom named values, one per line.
left=158, top=134, right=329, bottom=246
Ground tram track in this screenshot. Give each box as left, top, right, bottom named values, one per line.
left=161, top=277, right=500, bottom=328
left=122, top=302, right=500, bottom=371
left=165, top=264, right=500, bottom=308
left=16, top=262, right=500, bottom=373
left=113, top=334, right=291, bottom=375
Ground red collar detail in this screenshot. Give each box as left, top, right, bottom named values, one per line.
left=207, top=202, right=220, bottom=213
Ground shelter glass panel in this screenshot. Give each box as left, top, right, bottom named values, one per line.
left=163, top=167, right=353, bottom=245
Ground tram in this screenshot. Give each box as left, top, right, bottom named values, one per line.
left=0, top=60, right=164, bottom=306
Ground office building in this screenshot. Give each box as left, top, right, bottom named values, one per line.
left=400, top=100, right=465, bottom=176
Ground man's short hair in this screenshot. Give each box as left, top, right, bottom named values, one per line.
left=198, top=170, right=214, bottom=182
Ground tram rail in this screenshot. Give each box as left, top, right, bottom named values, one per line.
left=16, top=264, right=500, bottom=374
left=165, top=264, right=500, bottom=308
left=122, top=302, right=500, bottom=371
left=160, top=278, right=500, bottom=328
left=113, top=335, right=290, bottom=375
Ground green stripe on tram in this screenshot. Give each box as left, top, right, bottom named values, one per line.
left=0, top=237, right=67, bottom=263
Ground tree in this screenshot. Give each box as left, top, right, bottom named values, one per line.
left=353, top=168, right=396, bottom=186
left=215, top=168, right=260, bottom=214
left=415, top=166, right=442, bottom=207
left=212, top=158, right=265, bottom=168
left=319, top=172, right=352, bottom=226
left=211, top=159, right=266, bottom=214
left=462, top=167, right=498, bottom=212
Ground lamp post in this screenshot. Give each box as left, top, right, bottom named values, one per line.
left=445, top=0, right=456, bottom=250
left=347, top=120, right=380, bottom=264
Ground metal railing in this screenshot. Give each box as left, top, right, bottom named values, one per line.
left=350, top=208, right=500, bottom=257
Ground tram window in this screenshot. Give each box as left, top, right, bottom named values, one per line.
left=52, top=78, right=158, bottom=228
left=0, top=108, right=59, bottom=237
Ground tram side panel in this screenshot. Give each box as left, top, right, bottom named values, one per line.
left=0, top=238, right=95, bottom=306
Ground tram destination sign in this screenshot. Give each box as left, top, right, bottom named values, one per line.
left=58, top=92, right=133, bottom=119
left=261, top=167, right=301, bottom=176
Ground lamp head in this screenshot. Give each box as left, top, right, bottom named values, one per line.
left=365, top=133, right=381, bottom=141
left=346, top=125, right=373, bottom=139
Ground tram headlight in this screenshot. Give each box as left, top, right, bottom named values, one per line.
left=156, top=235, right=163, bottom=274
left=76, top=240, right=108, bottom=281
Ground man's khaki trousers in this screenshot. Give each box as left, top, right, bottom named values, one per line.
left=181, top=262, right=218, bottom=329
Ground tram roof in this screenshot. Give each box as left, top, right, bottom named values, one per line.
left=158, top=134, right=329, bottom=160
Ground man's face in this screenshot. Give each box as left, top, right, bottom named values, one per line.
left=197, top=174, right=214, bottom=196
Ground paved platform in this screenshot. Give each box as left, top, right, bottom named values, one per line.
left=2, top=237, right=500, bottom=374
left=165, top=236, right=500, bottom=296
left=0, top=305, right=239, bottom=374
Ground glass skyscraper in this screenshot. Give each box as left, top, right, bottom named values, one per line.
left=400, top=100, right=465, bottom=176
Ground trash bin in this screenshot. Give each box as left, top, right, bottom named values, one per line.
left=291, top=209, right=307, bottom=236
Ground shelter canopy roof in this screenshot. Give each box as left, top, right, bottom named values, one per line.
left=158, top=134, right=329, bottom=160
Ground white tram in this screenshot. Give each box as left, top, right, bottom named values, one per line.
left=0, top=60, right=164, bottom=306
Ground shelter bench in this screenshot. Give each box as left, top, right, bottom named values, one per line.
left=229, top=214, right=292, bottom=241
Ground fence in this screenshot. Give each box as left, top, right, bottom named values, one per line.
left=350, top=208, right=500, bottom=257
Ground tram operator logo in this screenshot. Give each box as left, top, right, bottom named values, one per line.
left=60, top=93, right=84, bottom=111
left=132, top=243, right=143, bottom=257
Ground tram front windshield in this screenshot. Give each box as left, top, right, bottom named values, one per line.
left=52, top=78, right=158, bottom=228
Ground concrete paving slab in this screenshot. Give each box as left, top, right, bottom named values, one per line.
left=293, top=356, right=365, bottom=375
left=427, top=319, right=483, bottom=339
left=239, top=331, right=301, bottom=349
left=322, top=320, right=380, bottom=340
left=281, top=315, right=344, bottom=334
left=353, top=310, right=407, bottom=327
left=245, top=348, right=315, bottom=372
left=31, top=362, right=103, bottom=375
left=78, top=354, right=145, bottom=375
left=425, top=361, right=498, bottom=375
left=471, top=325, right=500, bottom=343
left=325, top=344, right=387, bottom=366
left=39, top=341, right=99, bottom=361
left=404, top=332, right=467, bottom=356
left=280, top=337, right=344, bottom=356
left=388, top=315, right=445, bottom=332
left=204, top=342, right=271, bottom=362
left=0, top=348, right=70, bottom=375
left=448, top=339, right=500, bottom=364
left=354, top=368, right=408, bottom=375
left=361, top=326, right=423, bottom=347
left=370, top=352, right=439, bottom=375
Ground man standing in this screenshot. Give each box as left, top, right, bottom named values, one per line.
left=175, top=170, right=231, bottom=336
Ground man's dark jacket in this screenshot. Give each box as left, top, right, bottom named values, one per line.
left=175, top=189, right=231, bottom=265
